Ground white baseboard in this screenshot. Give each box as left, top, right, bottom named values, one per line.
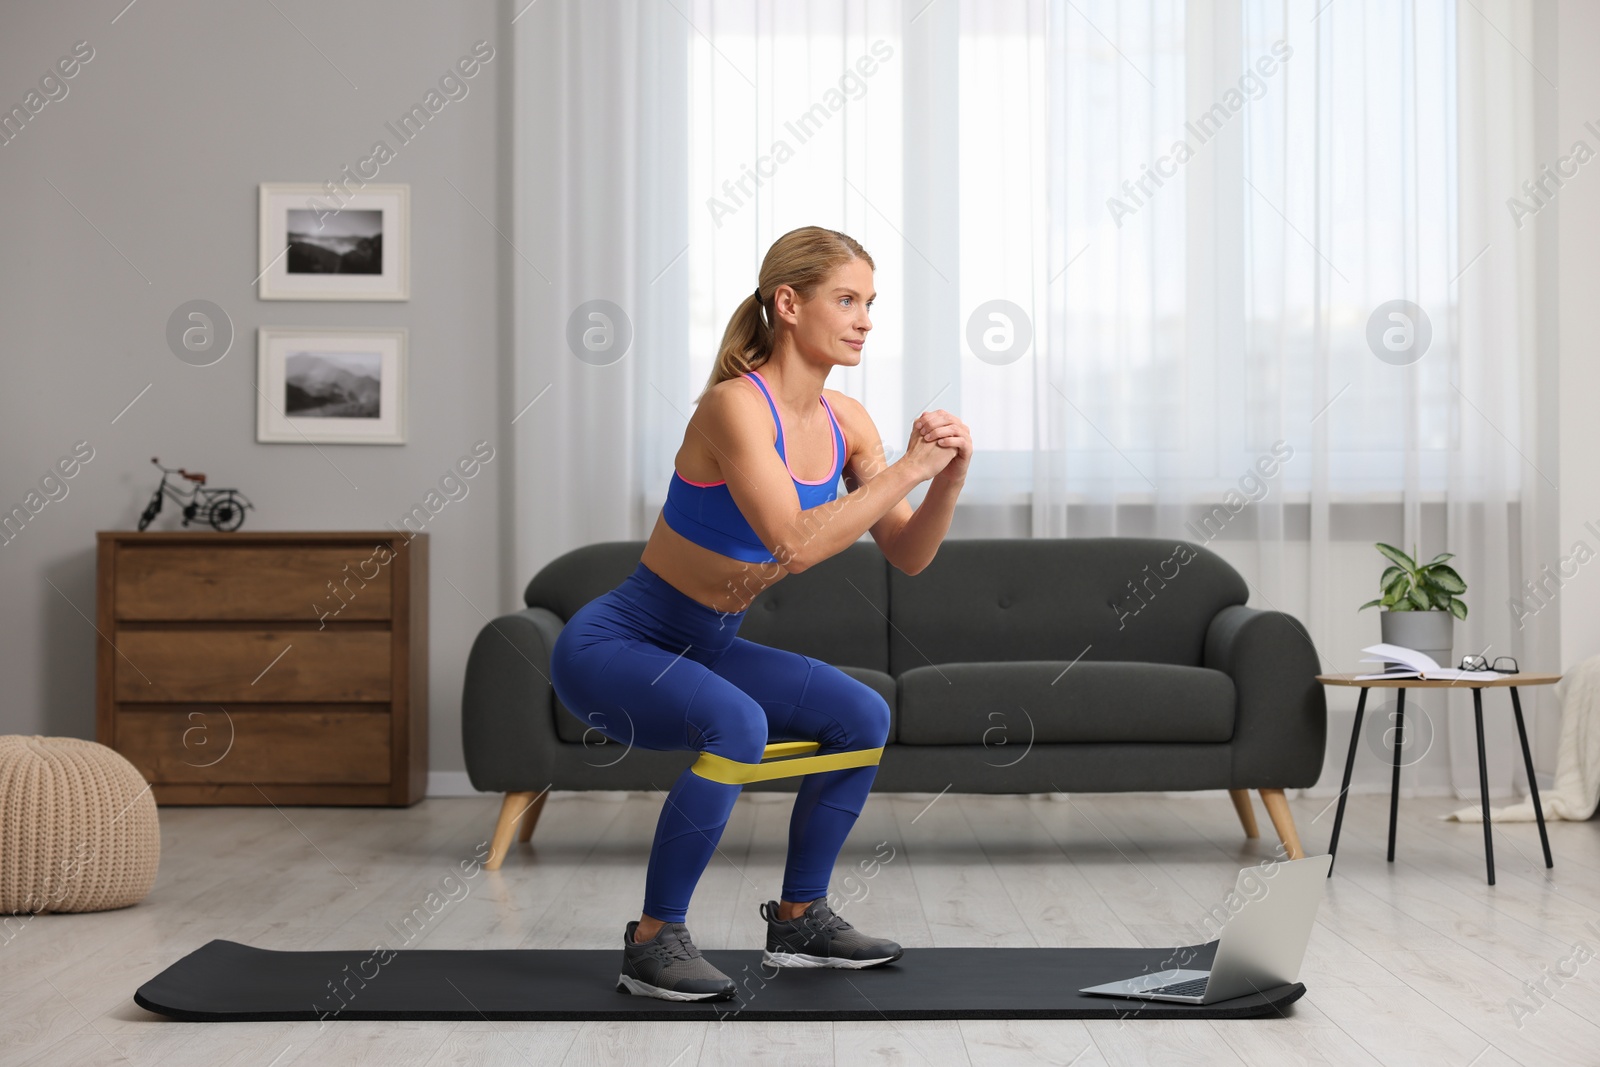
left=427, top=771, right=481, bottom=797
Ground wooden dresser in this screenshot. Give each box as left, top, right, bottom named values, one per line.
left=95, top=531, right=428, bottom=805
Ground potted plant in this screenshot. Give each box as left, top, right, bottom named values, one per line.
left=1358, top=542, right=1467, bottom=669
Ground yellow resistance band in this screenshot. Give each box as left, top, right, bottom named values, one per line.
left=689, top=740, right=885, bottom=785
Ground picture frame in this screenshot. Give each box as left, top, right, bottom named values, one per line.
left=256, top=327, right=407, bottom=444
left=257, top=182, right=410, bottom=300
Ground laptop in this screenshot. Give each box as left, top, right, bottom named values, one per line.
left=1079, top=853, right=1332, bottom=1004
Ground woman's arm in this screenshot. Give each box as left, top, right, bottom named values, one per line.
left=830, top=394, right=970, bottom=576
left=889, top=468, right=964, bottom=575
left=699, top=383, right=928, bottom=574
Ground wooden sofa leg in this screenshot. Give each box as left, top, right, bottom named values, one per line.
left=516, top=789, right=548, bottom=842
left=486, top=791, right=537, bottom=871
left=1258, top=788, right=1305, bottom=860
left=1229, top=789, right=1259, bottom=840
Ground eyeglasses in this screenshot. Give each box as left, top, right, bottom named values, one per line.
left=1459, top=655, right=1518, bottom=674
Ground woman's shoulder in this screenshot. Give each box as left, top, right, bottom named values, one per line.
left=821, top=386, right=866, bottom=430
left=702, top=372, right=765, bottom=411
left=820, top=384, right=856, bottom=410
left=689, top=374, right=775, bottom=451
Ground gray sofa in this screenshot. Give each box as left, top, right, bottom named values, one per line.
left=462, top=537, right=1327, bottom=867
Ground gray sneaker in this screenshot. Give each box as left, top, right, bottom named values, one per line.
left=617, top=920, right=736, bottom=1001
left=761, top=898, right=904, bottom=969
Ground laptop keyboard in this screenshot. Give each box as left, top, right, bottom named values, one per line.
left=1142, top=977, right=1209, bottom=997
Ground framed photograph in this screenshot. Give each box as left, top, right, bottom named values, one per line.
left=257, top=182, right=409, bottom=300
left=256, top=327, right=407, bottom=444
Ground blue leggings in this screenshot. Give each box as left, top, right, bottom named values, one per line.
left=549, top=561, right=890, bottom=923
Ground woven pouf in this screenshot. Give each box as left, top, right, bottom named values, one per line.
left=0, top=736, right=160, bottom=914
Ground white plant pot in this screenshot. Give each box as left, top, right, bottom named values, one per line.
left=1379, top=608, right=1455, bottom=671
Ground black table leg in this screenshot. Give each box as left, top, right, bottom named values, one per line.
left=1508, top=686, right=1554, bottom=869
left=1387, top=687, right=1405, bottom=862
left=1327, top=686, right=1369, bottom=877
left=1473, top=687, right=1495, bottom=885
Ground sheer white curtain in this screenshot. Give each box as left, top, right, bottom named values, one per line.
left=1038, top=0, right=1555, bottom=803
left=513, top=0, right=1559, bottom=801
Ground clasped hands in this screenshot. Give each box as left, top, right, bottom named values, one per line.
left=912, top=409, right=972, bottom=483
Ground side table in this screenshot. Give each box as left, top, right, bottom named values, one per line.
left=1316, top=672, right=1560, bottom=885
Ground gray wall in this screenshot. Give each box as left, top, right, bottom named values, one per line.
left=0, top=1, right=514, bottom=787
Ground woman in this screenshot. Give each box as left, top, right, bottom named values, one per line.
left=549, top=226, right=971, bottom=1001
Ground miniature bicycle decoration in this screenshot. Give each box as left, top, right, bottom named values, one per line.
left=138, top=457, right=255, bottom=532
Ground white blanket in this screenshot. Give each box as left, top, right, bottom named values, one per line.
left=1443, top=654, right=1600, bottom=823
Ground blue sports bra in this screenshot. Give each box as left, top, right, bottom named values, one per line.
left=661, top=369, right=847, bottom=564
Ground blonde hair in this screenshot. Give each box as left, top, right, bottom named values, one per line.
left=696, top=226, right=874, bottom=403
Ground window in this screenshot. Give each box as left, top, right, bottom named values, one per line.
left=683, top=1, right=1507, bottom=505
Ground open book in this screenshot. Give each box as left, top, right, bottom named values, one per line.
left=1355, top=643, right=1513, bottom=681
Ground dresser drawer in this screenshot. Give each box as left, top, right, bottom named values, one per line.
left=115, top=629, right=391, bottom=702
left=114, top=707, right=391, bottom=784
left=98, top=530, right=427, bottom=806
left=115, top=544, right=394, bottom=621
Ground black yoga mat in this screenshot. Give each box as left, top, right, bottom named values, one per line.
left=134, top=938, right=1304, bottom=1022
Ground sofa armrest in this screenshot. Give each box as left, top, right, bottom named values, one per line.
left=461, top=606, right=565, bottom=793
left=1203, top=603, right=1327, bottom=789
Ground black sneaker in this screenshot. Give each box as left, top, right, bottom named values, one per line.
left=616, top=920, right=736, bottom=1001
left=760, top=898, right=904, bottom=969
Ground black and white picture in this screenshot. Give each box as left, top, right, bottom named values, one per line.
left=258, top=183, right=409, bottom=300
left=286, top=210, right=383, bottom=275
left=284, top=350, right=382, bottom=418
left=257, top=327, right=407, bottom=444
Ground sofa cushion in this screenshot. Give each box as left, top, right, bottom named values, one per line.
left=734, top=542, right=890, bottom=672
left=525, top=540, right=649, bottom=622
left=527, top=541, right=890, bottom=674
left=896, top=661, right=1236, bottom=744
left=886, top=538, right=1249, bottom=676
left=555, top=664, right=900, bottom=745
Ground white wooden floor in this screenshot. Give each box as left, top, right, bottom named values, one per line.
left=3, top=789, right=1597, bottom=1066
